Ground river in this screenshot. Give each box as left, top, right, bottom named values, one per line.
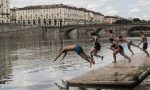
left=0, top=34, right=150, bottom=90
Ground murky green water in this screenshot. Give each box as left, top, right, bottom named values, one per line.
left=0, top=35, right=150, bottom=90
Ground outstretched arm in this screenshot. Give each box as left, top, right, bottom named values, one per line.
left=104, top=31, right=110, bottom=36
left=90, top=38, right=94, bottom=41
left=138, top=36, right=144, bottom=46
left=61, top=52, right=67, bottom=61
left=53, top=52, right=63, bottom=62
left=138, top=41, right=142, bottom=46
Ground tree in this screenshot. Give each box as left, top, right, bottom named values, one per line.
left=132, top=18, right=141, bottom=23
left=114, top=19, right=132, bottom=24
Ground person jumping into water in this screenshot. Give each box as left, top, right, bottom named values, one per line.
left=53, top=45, right=95, bottom=67
left=138, top=32, right=149, bottom=57
left=110, top=39, right=131, bottom=63
left=90, top=32, right=104, bottom=60
left=118, top=36, right=142, bottom=55
left=104, top=29, right=131, bottom=63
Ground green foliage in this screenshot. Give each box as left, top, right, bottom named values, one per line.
left=133, top=18, right=141, bottom=23
left=114, top=19, right=132, bottom=24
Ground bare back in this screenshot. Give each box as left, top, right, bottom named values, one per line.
left=62, top=45, right=76, bottom=51
left=92, top=36, right=98, bottom=44
left=142, top=35, right=147, bottom=43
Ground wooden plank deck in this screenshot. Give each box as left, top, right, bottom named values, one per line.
left=67, top=53, right=150, bottom=89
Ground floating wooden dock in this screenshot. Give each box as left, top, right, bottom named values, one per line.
left=66, top=53, right=150, bottom=90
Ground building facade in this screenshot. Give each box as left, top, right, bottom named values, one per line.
left=11, top=4, right=104, bottom=26
left=10, top=8, right=17, bottom=23
left=0, top=0, right=10, bottom=23
left=103, top=16, right=119, bottom=24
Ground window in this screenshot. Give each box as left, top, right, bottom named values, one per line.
left=49, top=20, right=51, bottom=25
left=28, top=20, right=30, bottom=24
left=43, top=20, right=46, bottom=25
left=33, top=20, right=36, bottom=24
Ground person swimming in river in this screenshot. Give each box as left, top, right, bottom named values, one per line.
left=53, top=45, right=95, bottom=67
left=90, top=32, right=104, bottom=60
left=110, top=39, right=131, bottom=63
left=138, top=32, right=149, bottom=57
left=118, top=36, right=142, bottom=55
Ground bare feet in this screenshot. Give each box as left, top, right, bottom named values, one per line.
left=90, top=53, right=93, bottom=58
left=146, top=55, right=150, bottom=57
left=128, top=58, right=131, bottom=63
left=92, top=60, right=95, bottom=65
left=91, top=58, right=95, bottom=65
left=90, top=62, right=92, bottom=68
left=112, top=61, right=116, bottom=63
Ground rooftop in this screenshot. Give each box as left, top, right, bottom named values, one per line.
left=16, top=4, right=104, bottom=16
left=104, top=16, right=119, bottom=18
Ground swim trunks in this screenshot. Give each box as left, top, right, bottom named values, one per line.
left=74, top=45, right=84, bottom=54
left=143, top=43, right=148, bottom=49
left=94, top=42, right=101, bottom=51
left=118, top=45, right=124, bottom=51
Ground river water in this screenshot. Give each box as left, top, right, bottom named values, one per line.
left=0, top=34, right=150, bottom=90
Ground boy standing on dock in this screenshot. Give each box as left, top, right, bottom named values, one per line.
left=138, top=32, right=149, bottom=57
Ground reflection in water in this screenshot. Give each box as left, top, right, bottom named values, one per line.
left=0, top=39, right=12, bottom=85
left=0, top=35, right=149, bottom=90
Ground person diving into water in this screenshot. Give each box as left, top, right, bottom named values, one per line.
left=53, top=45, right=95, bottom=67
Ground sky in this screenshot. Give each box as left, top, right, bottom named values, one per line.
left=10, top=0, right=150, bottom=20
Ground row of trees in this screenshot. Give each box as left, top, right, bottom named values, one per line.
left=114, top=18, right=149, bottom=24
